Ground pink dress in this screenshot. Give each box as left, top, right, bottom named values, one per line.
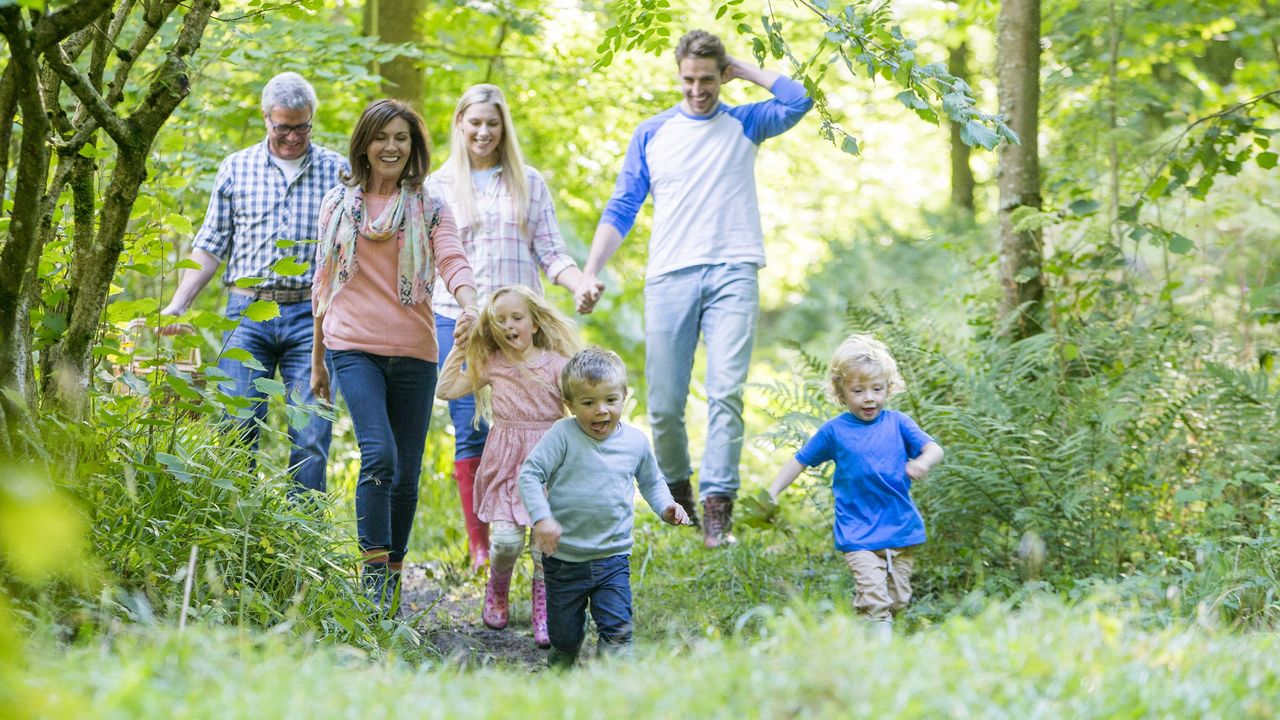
left=473, top=350, right=569, bottom=525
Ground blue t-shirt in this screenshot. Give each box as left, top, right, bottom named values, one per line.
left=795, top=410, right=934, bottom=552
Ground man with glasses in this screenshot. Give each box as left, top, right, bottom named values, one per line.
left=158, top=72, right=347, bottom=494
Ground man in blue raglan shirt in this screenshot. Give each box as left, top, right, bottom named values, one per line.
left=575, top=30, right=813, bottom=548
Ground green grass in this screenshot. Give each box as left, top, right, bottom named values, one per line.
left=11, top=596, right=1279, bottom=719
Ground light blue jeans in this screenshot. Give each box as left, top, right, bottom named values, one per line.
left=644, top=262, right=758, bottom=500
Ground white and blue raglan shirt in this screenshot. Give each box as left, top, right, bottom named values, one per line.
left=600, top=75, right=812, bottom=279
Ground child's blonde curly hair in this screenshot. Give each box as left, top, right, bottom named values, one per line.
left=462, top=285, right=583, bottom=425
left=828, top=333, right=906, bottom=403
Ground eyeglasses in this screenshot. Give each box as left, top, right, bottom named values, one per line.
left=269, top=120, right=312, bottom=137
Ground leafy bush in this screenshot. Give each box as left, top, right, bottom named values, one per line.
left=3, top=363, right=424, bottom=655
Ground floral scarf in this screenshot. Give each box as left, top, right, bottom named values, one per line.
left=312, top=184, right=440, bottom=315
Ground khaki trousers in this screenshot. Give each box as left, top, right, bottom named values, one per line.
left=843, top=547, right=915, bottom=620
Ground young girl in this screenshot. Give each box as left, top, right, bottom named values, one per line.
left=768, top=334, right=943, bottom=625
left=437, top=285, right=581, bottom=647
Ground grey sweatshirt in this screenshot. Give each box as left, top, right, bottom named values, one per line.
left=518, top=418, right=675, bottom=562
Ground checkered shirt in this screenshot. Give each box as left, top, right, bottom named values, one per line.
left=427, top=164, right=578, bottom=319
left=192, top=140, right=347, bottom=289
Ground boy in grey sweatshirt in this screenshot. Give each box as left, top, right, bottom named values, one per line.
left=519, top=347, right=690, bottom=668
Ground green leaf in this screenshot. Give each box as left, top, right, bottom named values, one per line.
left=1257, top=152, right=1278, bottom=169
left=895, top=90, right=928, bottom=110
left=175, top=259, right=202, bottom=271
left=959, top=120, right=999, bottom=150
left=253, top=377, right=287, bottom=397
left=165, top=213, right=193, bottom=235
left=840, top=136, right=859, bottom=156
left=1014, top=266, right=1040, bottom=283
left=1068, top=199, right=1100, bottom=216
left=271, top=257, right=310, bottom=277
left=222, top=348, right=267, bottom=372
left=1167, top=233, right=1194, bottom=254
left=242, top=300, right=280, bottom=322
left=1117, top=203, right=1142, bottom=223
left=235, top=276, right=267, bottom=288
left=1062, top=343, right=1080, bottom=361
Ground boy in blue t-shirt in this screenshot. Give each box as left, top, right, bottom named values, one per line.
left=768, top=334, right=943, bottom=623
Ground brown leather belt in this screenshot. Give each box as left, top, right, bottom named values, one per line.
left=229, top=286, right=310, bottom=303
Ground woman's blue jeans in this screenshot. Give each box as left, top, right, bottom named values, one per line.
left=434, top=313, right=490, bottom=460
left=329, top=349, right=437, bottom=563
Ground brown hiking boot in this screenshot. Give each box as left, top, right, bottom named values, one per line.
left=702, top=495, right=737, bottom=548
left=669, top=480, right=700, bottom=529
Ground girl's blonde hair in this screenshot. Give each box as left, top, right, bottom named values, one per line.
left=828, top=333, right=906, bottom=403
left=444, top=84, right=531, bottom=236
left=463, top=285, right=582, bottom=425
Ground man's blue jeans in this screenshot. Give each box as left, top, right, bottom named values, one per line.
left=219, top=293, right=331, bottom=493
left=434, top=313, right=490, bottom=460
left=644, top=263, right=759, bottom=500
left=329, top=349, right=436, bottom=563
left=543, top=553, right=633, bottom=666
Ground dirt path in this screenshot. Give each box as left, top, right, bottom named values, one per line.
left=397, top=563, right=548, bottom=671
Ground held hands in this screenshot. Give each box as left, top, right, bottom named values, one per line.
left=455, top=305, right=480, bottom=340
left=662, top=503, right=691, bottom=526
left=532, top=518, right=563, bottom=556
left=574, top=274, right=605, bottom=315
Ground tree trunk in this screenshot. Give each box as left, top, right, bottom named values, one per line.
left=996, top=0, right=1044, bottom=338
left=948, top=41, right=975, bottom=213
left=369, top=0, right=425, bottom=104
left=0, top=0, right=215, bottom=435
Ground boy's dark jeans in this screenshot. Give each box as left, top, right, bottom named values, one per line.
left=543, top=553, right=634, bottom=668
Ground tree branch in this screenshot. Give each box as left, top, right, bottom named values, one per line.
left=44, top=45, right=131, bottom=144
left=0, top=7, right=54, bottom=389
left=0, top=65, right=15, bottom=212
left=126, top=0, right=215, bottom=137
left=32, top=0, right=113, bottom=53
left=106, top=0, right=180, bottom=108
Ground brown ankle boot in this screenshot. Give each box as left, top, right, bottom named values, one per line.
left=668, top=480, right=700, bottom=529
left=702, top=495, right=737, bottom=548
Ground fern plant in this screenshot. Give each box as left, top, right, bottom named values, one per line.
left=759, top=292, right=1280, bottom=610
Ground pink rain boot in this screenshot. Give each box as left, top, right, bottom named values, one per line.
left=531, top=579, right=550, bottom=648
left=482, top=564, right=512, bottom=629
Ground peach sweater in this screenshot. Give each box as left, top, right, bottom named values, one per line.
left=322, top=193, right=475, bottom=362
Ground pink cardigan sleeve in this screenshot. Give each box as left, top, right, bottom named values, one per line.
left=431, top=203, right=477, bottom=297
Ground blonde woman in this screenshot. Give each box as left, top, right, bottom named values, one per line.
left=427, top=84, right=586, bottom=573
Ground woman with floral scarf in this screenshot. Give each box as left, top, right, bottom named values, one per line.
left=310, top=99, right=479, bottom=614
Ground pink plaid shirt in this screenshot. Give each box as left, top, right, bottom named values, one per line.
left=427, top=164, right=578, bottom=319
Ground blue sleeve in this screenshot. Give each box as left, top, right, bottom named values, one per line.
left=598, top=124, right=654, bottom=239
left=191, top=159, right=235, bottom=258
left=725, top=75, right=814, bottom=145
left=897, top=412, right=935, bottom=458
left=795, top=421, right=835, bottom=467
